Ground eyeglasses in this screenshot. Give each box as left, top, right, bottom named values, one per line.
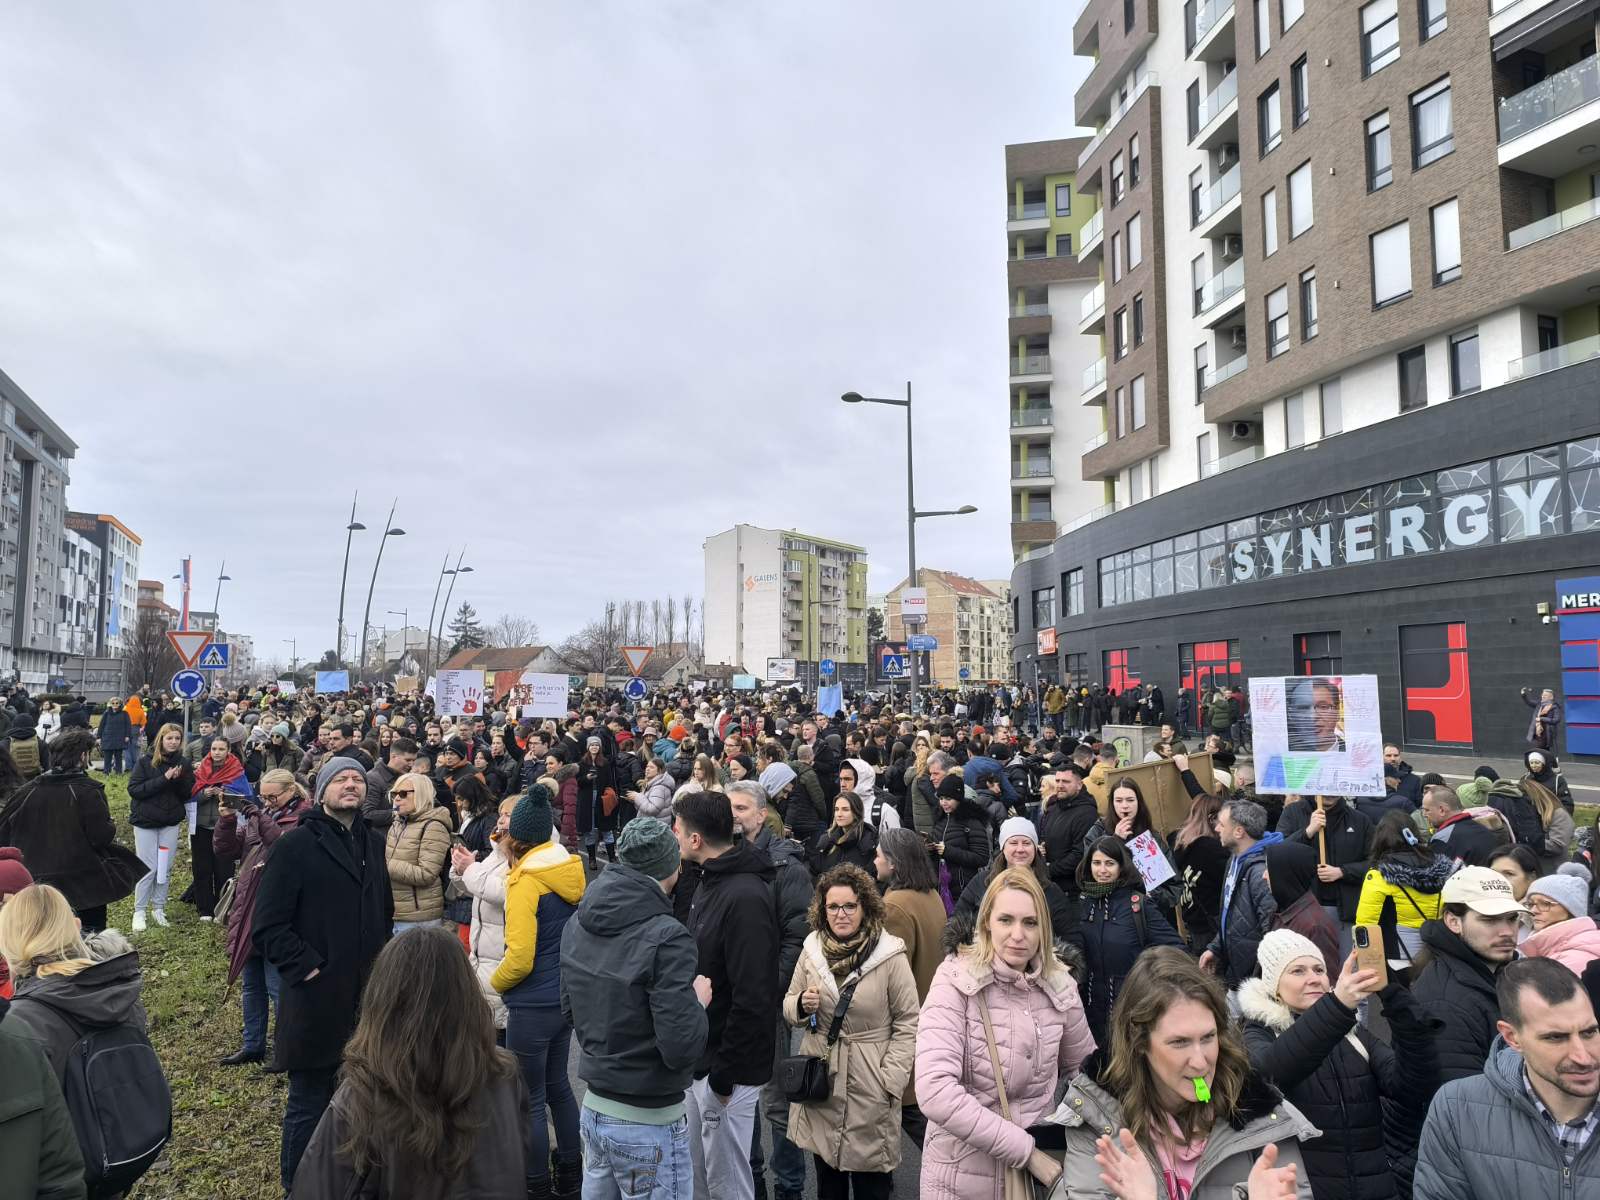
left=825, top=902, right=860, bottom=916
left=391, top=789, right=415, bottom=799
left=1527, top=898, right=1564, bottom=912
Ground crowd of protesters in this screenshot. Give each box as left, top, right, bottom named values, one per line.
left=0, top=673, right=1595, bottom=1199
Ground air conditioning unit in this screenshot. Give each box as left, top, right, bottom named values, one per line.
left=1230, top=420, right=1256, bottom=441
left=1221, top=234, right=1244, bottom=260
left=1216, top=143, right=1239, bottom=170
left=1229, top=327, right=1248, bottom=350
left=1223, top=59, right=1236, bottom=74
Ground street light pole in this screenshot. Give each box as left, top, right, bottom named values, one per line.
left=422, top=551, right=452, bottom=681
left=434, top=552, right=473, bottom=671
left=388, top=609, right=409, bottom=677
left=337, top=493, right=366, bottom=669
left=283, top=638, right=297, bottom=675
left=212, top=561, right=232, bottom=631
left=357, top=500, right=405, bottom=684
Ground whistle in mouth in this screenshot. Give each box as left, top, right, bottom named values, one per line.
left=1193, top=1077, right=1211, bottom=1103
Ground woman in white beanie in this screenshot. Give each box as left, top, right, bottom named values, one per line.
left=953, top=815, right=1081, bottom=947
left=1237, top=929, right=1441, bottom=1200
left=1520, top=869, right=1600, bottom=976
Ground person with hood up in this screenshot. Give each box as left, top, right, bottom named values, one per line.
left=1521, top=751, right=1575, bottom=873
left=840, top=757, right=899, bottom=830
left=0, top=883, right=164, bottom=1198
left=1237, top=930, right=1442, bottom=1200
left=929, top=773, right=991, bottom=904
left=491, top=784, right=588, bottom=1199
left=954, top=815, right=1083, bottom=947
left=1077, top=835, right=1185, bottom=1046
left=1264, top=841, right=1344, bottom=983
left=1522, top=747, right=1574, bottom=814
left=1200, top=797, right=1281, bottom=987
left=1520, top=869, right=1600, bottom=975
left=810, top=788, right=881, bottom=879
left=213, top=769, right=310, bottom=1066
left=561, top=817, right=709, bottom=1200
left=1355, top=811, right=1455, bottom=968
left=0, top=711, right=49, bottom=780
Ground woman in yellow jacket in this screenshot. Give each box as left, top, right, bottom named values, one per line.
left=1354, top=811, right=1453, bottom=967
left=490, top=784, right=587, bottom=1198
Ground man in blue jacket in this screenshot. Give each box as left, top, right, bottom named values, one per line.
left=1199, top=797, right=1280, bottom=987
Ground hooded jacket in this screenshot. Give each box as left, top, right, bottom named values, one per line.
left=1484, top=779, right=1544, bottom=849
left=1238, top=976, right=1440, bottom=1200
left=1276, top=797, right=1373, bottom=922
left=1523, top=750, right=1574, bottom=813
left=491, top=840, right=586, bottom=1007
left=931, top=794, right=991, bottom=901
left=457, top=852, right=510, bottom=1028
left=752, top=826, right=812, bottom=994
left=0, top=768, right=141, bottom=913
left=1206, top=832, right=1281, bottom=987
left=632, top=769, right=676, bottom=820
left=1521, top=914, right=1600, bottom=977
left=1409, top=918, right=1503, bottom=1082
left=1266, top=841, right=1344, bottom=983
left=0, top=998, right=85, bottom=1200
left=5, top=931, right=147, bottom=1077
left=560, top=861, right=708, bottom=1108
left=687, top=837, right=780, bottom=1095
left=788, top=761, right=830, bottom=845
left=1354, top=852, right=1453, bottom=945
left=1428, top=809, right=1504, bottom=869
left=845, top=757, right=899, bottom=829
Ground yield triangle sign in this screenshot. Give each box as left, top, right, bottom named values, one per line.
left=167, top=630, right=210, bottom=668
left=620, top=645, right=654, bottom=675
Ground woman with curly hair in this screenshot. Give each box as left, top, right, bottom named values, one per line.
left=783, top=863, right=921, bottom=1198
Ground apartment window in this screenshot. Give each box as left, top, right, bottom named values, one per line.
left=1288, top=162, right=1313, bottom=237
left=1111, top=152, right=1126, bottom=205
left=1361, top=0, right=1399, bottom=76
left=1412, top=79, right=1453, bottom=168
left=1291, top=56, right=1310, bottom=127
left=1198, top=430, right=1214, bottom=474
left=1127, top=214, right=1143, bottom=268
left=1055, top=183, right=1072, bottom=215
left=1539, top=314, right=1559, bottom=352
left=1190, top=167, right=1205, bottom=224
left=1259, top=84, right=1282, bottom=156
left=1398, top=345, right=1428, bottom=411
left=1191, top=255, right=1207, bottom=314
left=1371, top=221, right=1411, bottom=307
left=1320, top=378, right=1342, bottom=435
left=1133, top=293, right=1146, bottom=345
left=1266, top=286, right=1290, bottom=358
left=1115, top=307, right=1129, bottom=358
left=1111, top=231, right=1123, bottom=282
left=1149, top=456, right=1160, bottom=496
left=1283, top=0, right=1305, bottom=29
left=1194, top=344, right=1209, bottom=400
left=1262, top=187, right=1279, bottom=256
left=1419, top=0, right=1446, bottom=40
left=1430, top=197, right=1461, bottom=284
left=1365, top=112, right=1392, bottom=191
left=1032, top=587, right=1056, bottom=628
left=1124, top=0, right=1136, bottom=32
left=1449, top=328, right=1481, bottom=396
left=1116, top=387, right=1128, bottom=437
left=1055, top=232, right=1072, bottom=256
left=1188, top=81, right=1202, bottom=140
left=1129, top=134, right=1142, bottom=187
left=1130, top=464, right=1145, bottom=504
left=1063, top=569, right=1084, bottom=617
left=1285, top=392, right=1306, bottom=448
left=1300, top=268, right=1318, bottom=339
left=1132, top=375, right=1147, bottom=429
left=1255, top=0, right=1271, bottom=56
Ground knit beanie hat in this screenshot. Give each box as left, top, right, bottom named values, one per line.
left=272, top=722, right=292, bottom=739
left=1559, top=861, right=1594, bottom=886
left=0, top=847, right=33, bottom=895
left=509, top=783, right=554, bottom=846
left=998, top=816, right=1040, bottom=846
left=936, top=774, right=965, bottom=802
left=314, top=757, right=368, bottom=804
left=1528, top=873, right=1589, bottom=921
left=1255, top=929, right=1327, bottom=1000
left=617, top=816, right=680, bottom=881
left=444, top=736, right=470, bottom=759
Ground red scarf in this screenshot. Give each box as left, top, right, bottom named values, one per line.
left=192, top=753, right=245, bottom=795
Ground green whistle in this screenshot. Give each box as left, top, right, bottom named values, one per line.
left=1193, top=1077, right=1211, bottom=1103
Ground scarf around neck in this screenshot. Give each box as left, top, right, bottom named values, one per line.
left=193, top=753, right=245, bottom=794
left=820, top=920, right=882, bottom=980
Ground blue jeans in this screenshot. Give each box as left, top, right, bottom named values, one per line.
left=581, top=1108, right=692, bottom=1199
left=280, top=1066, right=338, bottom=1190
left=240, top=955, right=282, bottom=1056
left=507, top=1004, right=580, bottom=1184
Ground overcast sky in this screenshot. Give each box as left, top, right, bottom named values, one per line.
left=7, top=2, right=1087, bottom=669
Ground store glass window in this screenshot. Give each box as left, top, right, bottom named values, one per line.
left=1104, top=647, right=1143, bottom=692
left=1294, top=631, right=1342, bottom=676
left=1400, top=622, right=1473, bottom=747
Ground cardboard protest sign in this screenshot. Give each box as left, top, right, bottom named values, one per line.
left=1101, top=754, right=1219, bottom=835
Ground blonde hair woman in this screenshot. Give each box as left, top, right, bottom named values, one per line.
left=384, top=772, right=453, bottom=935
left=915, top=867, right=1095, bottom=1198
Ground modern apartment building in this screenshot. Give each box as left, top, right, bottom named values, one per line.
left=884, top=570, right=1014, bottom=685
left=703, top=525, right=869, bottom=688
left=1006, top=138, right=1110, bottom=558
left=65, top=512, right=142, bottom=658
left=57, top=528, right=102, bottom=657
left=1011, top=0, right=1600, bottom=758
left=137, top=579, right=180, bottom=629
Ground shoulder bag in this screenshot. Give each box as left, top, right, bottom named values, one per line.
left=978, top=993, right=1047, bottom=1200
left=778, top=975, right=860, bottom=1103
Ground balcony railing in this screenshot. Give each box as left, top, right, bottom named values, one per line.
left=1013, top=354, right=1051, bottom=375
left=1194, top=164, right=1242, bottom=225
left=1011, top=461, right=1055, bottom=479
left=1190, top=0, right=1235, bottom=49
left=1195, top=259, right=1245, bottom=314
left=1080, top=281, right=1106, bottom=323
left=1016, top=246, right=1049, bottom=260
left=1508, top=195, right=1600, bottom=250
left=1012, top=302, right=1051, bottom=317
left=1192, top=70, right=1238, bottom=138
left=1012, top=200, right=1048, bottom=219
left=1083, top=429, right=1109, bottom=453
left=1061, top=502, right=1120, bottom=535
left=1498, top=55, right=1600, bottom=143
left=1079, top=72, right=1158, bottom=168
left=1507, top=333, right=1600, bottom=382
left=1082, top=357, right=1108, bottom=393
left=1201, top=355, right=1248, bottom=390
left=1011, top=407, right=1054, bottom=427
left=1080, top=209, right=1104, bottom=251
left=1200, top=444, right=1264, bottom=478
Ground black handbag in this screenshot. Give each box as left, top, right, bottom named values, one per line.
left=778, top=978, right=859, bottom=1103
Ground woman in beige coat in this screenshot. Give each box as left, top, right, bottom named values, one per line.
left=384, top=771, right=453, bottom=933
left=784, top=863, right=921, bottom=1197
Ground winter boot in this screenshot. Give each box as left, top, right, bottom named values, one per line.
left=551, top=1153, right=582, bottom=1199
left=525, top=1178, right=552, bottom=1200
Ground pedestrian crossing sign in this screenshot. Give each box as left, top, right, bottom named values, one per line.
left=197, top=642, right=231, bottom=670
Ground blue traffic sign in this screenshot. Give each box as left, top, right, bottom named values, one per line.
left=819, top=659, right=836, bottom=675
left=624, top=677, right=648, bottom=699
left=197, top=642, right=230, bottom=670
left=171, top=669, right=206, bottom=700
left=959, top=667, right=971, bottom=679
left=879, top=654, right=907, bottom=679
left=908, top=634, right=938, bottom=652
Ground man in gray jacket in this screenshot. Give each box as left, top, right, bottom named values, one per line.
left=1415, top=957, right=1600, bottom=1199
left=561, top=817, right=710, bottom=1198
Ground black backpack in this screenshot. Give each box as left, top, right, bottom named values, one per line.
left=52, top=1014, right=172, bottom=1197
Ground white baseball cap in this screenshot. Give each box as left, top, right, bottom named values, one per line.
left=1441, top=866, right=1529, bottom=916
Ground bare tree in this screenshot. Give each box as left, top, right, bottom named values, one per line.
left=651, top=599, right=662, bottom=646
left=125, top=609, right=184, bottom=691
left=663, top=595, right=678, bottom=650
left=681, top=594, right=695, bottom=656
left=489, top=613, right=541, bottom=648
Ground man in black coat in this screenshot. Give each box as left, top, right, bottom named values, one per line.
left=1276, top=793, right=1373, bottom=926
left=1038, top=766, right=1099, bottom=899
left=253, top=756, right=392, bottom=1193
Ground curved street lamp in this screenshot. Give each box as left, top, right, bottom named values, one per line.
left=356, top=499, right=404, bottom=684
left=337, top=492, right=366, bottom=667
left=434, top=558, right=474, bottom=669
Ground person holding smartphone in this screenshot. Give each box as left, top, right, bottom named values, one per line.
left=190, top=736, right=255, bottom=919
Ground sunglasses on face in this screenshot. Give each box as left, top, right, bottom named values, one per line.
left=391, top=788, right=415, bottom=799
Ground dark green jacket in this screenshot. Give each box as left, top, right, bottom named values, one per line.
left=0, top=1002, right=86, bottom=1200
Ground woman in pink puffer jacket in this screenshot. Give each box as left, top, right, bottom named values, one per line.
left=915, top=867, right=1095, bottom=1199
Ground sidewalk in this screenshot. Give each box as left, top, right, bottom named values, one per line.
left=1397, top=749, right=1600, bottom=799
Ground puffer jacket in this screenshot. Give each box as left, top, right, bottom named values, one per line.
left=810, top=820, right=879, bottom=879
left=1353, top=853, right=1451, bottom=932
left=632, top=770, right=675, bottom=820
left=457, top=851, right=510, bottom=1028
left=1415, top=1038, right=1600, bottom=1200
left=1079, top=885, right=1184, bottom=1043
left=1050, top=1066, right=1317, bottom=1200
left=1409, top=919, right=1502, bottom=1082
left=491, top=840, right=587, bottom=1007
left=384, top=803, right=453, bottom=923
left=783, top=932, right=921, bottom=1175
left=1205, top=834, right=1280, bottom=987
left=915, top=951, right=1096, bottom=1200
left=126, top=754, right=195, bottom=829
left=539, top=765, right=579, bottom=849
left=1238, top=979, right=1441, bottom=1200
left=1521, top=914, right=1600, bottom=977
left=931, top=798, right=992, bottom=901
